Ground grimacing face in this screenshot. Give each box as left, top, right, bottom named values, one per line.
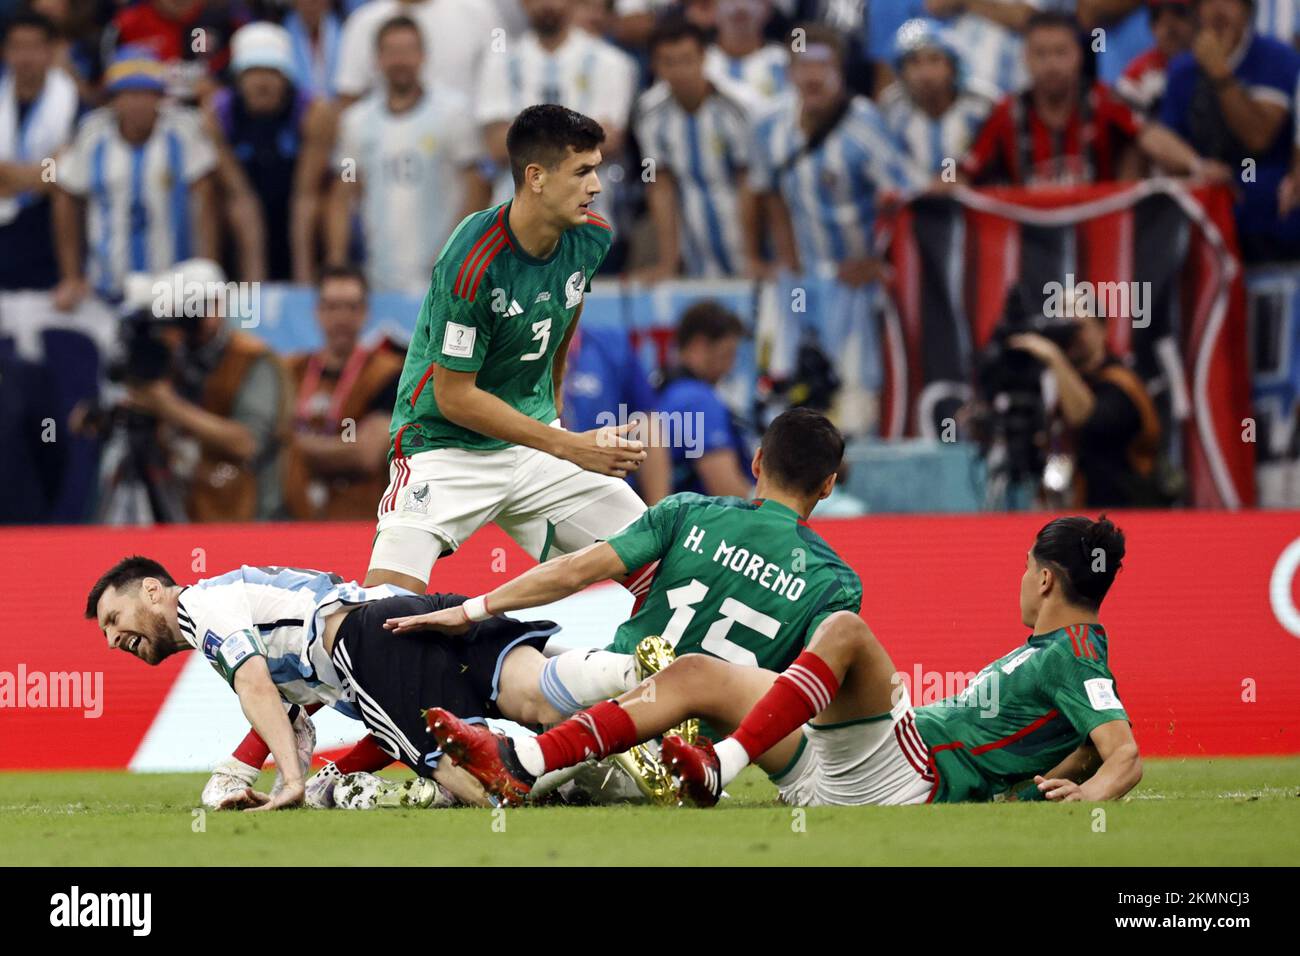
left=534, top=145, right=604, bottom=228
left=96, top=580, right=176, bottom=666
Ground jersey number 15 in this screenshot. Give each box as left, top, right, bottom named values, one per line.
left=661, top=579, right=780, bottom=667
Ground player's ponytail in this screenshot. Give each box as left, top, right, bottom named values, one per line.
left=1031, top=515, right=1126, bottom=611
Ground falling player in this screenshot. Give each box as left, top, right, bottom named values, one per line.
left=426, top=515, right=1143, bottom=807
left=385, top=408, right=863, bottom=763
left=205, top=104, right=658, bottom=804
left=85, top=559, right=603, bottom=809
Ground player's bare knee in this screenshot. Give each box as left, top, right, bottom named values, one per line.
left=657, top=653, right=718, bottom=695
left=808, top=611, right=877, bottom=667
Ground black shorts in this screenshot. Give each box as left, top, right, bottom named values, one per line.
left=331, top=593, right=558, bottom=777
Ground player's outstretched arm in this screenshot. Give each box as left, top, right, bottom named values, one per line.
left=384, top=542, right=629, bottom=634
left=1034, top=720, right=1142, bottom=802
left=231, top=658, right=306, bottom=811
left=431, top=364, right=646, bottom=477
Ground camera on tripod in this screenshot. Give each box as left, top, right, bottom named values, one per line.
left=969, top=285, right=1080, bottom=493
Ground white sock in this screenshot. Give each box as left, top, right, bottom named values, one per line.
left=540, top=650, right=638, bottom=716
left=514, top=736, right=546, bottom=778
left=714, top=737, right=750, bottom=788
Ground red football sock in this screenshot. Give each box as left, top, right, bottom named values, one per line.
left=334, top=734, right=393, bottom=773
left=535, top=700, right=639, bottom=772
left=232, top=729, right=271, bottom=768
left=732, top=651, right=840, bottom=761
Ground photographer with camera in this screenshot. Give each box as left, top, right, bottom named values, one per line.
left=1007, top=303, right=1163, bottom=509
left=80, top=258, right=287, bottom=524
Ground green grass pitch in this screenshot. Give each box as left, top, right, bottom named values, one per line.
left=1, top=757, right=1296, bottom=866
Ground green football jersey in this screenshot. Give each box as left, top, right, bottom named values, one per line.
left=390, top=201, right=613, bottom=455
left=914, top=623, right=1129, bottom=803
left=603, top=493, right=863, bottom=672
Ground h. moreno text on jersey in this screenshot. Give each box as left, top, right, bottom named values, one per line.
left=0, top=665, right=102, bottom=718
left=696, top=527, right=808, bottom=601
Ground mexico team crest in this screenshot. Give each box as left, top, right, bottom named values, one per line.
left=565, top=271, right=585, bottom=308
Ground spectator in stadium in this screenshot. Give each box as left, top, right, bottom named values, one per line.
left=1161, top=0, right=1300, bottom=261
left=610, top=0, right=678, bottom=48
left=113, top=258, right=288, bottom=522
left=1008, top=301, right=1163, bottom=508
left=747, top=22, right=914, bottom=284
left=325, top=15, right=487, bottom=294
left=0, top=11, right=78, bottom=298
left=1115, top=0, right=1195, bottom=117
left=865, top=0, right=1033, bottom=98
left=282, top=264, right=403, bottom=521
left=960, top=11, right=1224, bottom=185
left=105, top=0, right=252, bottom=104
left=282, top=0, right=343, bottom=100
left=52, top=48, right=218, bottom=309
left=633, top=14, right=754, bottom=280
left=204, top=22, right=313, bottom=282
left=475, top=0, right=638, bottom=186
left=639, top=300, right=753, bottom=503
left=333, top=0, right=495, bottom=107
left=879, top=18, right=993, bottom=182
left=29, top=0, right=108, bottom=101
left=705, top=0, right=791, bottom=109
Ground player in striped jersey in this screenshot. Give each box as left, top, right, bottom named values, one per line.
left=85, top=558, right=611, bottom=809
left=879, top=18, right=993, bottom=181
left=52, top=48, right=217, bottom=307
left=633, top=15, right=755, bottom=279
left=327, top=15, right=487, bottom=294
left=428, top=516, right=1142, bottom=808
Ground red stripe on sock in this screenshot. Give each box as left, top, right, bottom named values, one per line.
left=535, top=700, right=639, bottom=772
left=732, top=651, right=840, bottom=761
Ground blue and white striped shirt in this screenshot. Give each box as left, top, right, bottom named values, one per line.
left=176, top=565, right=412, bottom=719
left=880, top=85, right=992, bottom=180
left=750, top=94, right=917, bottom=269
left=1256, top=0, right=1300, bottom=44
left=704, top=43, right=790, bottom=111
left=58, top=105, right=216, bottom=300
left=634, top=79, right=753, bottom=277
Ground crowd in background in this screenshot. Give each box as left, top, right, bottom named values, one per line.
left=0, top=0, right=1295, bottom=525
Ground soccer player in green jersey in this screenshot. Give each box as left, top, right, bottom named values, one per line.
left=422, top=514, right=1142, bottom=807
left=364, top=104, right=647, bottom=597
left=385, top=408, right=864, bottom=798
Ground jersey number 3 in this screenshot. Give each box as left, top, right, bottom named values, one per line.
left=661, top=579, right=780, bottom=667
left=520, top=319, right=551, bottom=361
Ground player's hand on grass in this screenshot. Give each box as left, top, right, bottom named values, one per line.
left=384, top=606, right=472, bottom=635
left=242, top=779, right=305, bottom=811
left=562, top=421, right=647, bottom=477
left=1034, top=775, right=1084, bottom=802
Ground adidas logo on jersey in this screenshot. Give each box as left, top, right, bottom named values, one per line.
left=505, top=299, right=523, bottom=317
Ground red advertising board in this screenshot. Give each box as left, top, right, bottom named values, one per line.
left=1, top=512, right=1297, bottom=769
